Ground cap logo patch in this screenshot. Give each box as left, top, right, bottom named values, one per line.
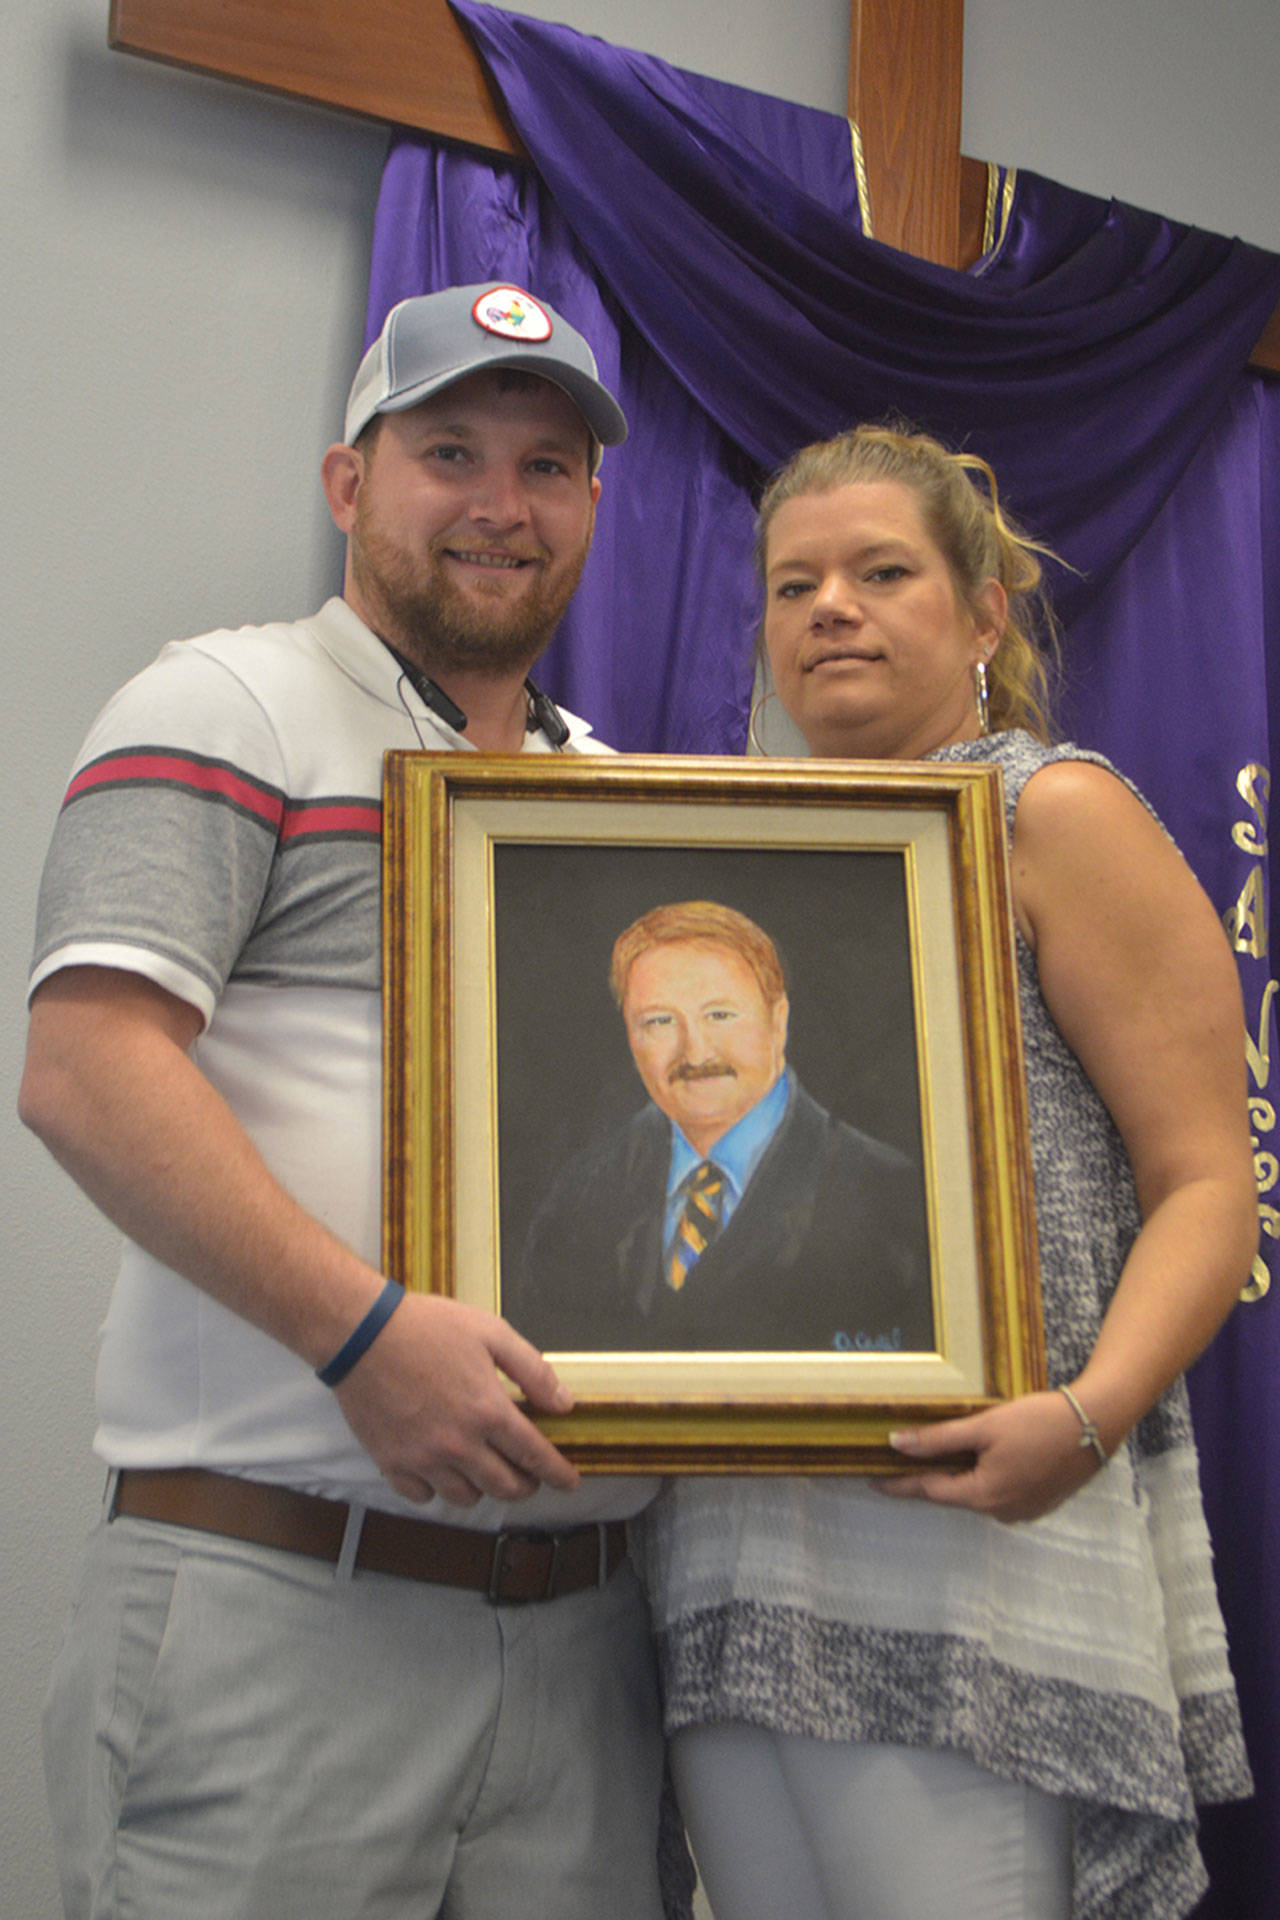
left=473, top=287, right=553, bottom=343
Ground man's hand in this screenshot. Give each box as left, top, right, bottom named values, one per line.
left=333, top=1292, right=580, bottom=1506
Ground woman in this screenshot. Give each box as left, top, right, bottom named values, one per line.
left=640, top=425, right=1257, bottom=1920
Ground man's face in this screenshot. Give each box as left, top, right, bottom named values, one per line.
left=338, top=369, right=600, bottom=678
left=621, top=940, right=789, bottom=1155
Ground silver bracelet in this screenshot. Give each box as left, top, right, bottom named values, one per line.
left=1058, top=1384, right=1109, bottom=1467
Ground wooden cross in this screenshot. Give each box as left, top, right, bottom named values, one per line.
left=107, top=0, right=1280, bottom=372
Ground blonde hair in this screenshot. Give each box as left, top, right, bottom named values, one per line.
left=609, top=901, right=786, bottom=1009
left=757, top=422, right=1061, bottom=741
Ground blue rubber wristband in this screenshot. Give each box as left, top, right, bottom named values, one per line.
left=316, top=1279, right=405, bottom=1387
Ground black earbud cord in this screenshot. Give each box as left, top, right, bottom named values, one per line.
left=384, top=642, right=570, bottom=751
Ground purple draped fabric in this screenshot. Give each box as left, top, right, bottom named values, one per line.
left=364, top=9, right=1280, bottom=1909
left=452, top=0, right=1280, bottom=614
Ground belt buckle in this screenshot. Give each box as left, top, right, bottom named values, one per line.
left=487, top=1527, right=561, bottom=1605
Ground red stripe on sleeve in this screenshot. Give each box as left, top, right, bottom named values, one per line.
left=280, top=802, right=382, bottom=841
left=64, top=752, right=284, bottom=828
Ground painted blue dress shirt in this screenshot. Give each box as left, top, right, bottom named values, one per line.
left=662, top=1068, right=793, bottom=1255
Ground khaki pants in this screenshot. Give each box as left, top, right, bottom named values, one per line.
left=45, top=1509, right=666, bottom=1920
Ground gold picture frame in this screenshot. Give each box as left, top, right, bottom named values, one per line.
left=383, top=753, right=1043, bottom=1470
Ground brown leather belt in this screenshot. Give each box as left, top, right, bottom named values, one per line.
left=112, top=1468, right=627, bottom=1604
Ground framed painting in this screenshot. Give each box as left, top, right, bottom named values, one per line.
left=383, top=753, right=1043, bottom=1470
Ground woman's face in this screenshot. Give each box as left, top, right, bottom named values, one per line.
left=762, top=480, right=1005, bottom=761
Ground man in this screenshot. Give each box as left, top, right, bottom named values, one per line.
left=511, top=900, right=932, bottom=1353
left=20, top=285, right=671, bottom=1920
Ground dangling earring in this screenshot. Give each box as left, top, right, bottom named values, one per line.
left=974, top=658, right=991, bottom=736
left=748, top=688, right=778, bottom=756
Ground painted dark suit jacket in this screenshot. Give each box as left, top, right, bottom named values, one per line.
left=508, top=1078, right=932, bottom=1353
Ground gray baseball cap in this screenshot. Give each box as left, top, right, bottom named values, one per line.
left=343, top=283, right=628, bottom=461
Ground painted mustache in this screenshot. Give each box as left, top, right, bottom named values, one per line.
left=668, top=1061, right=735, bottom=1084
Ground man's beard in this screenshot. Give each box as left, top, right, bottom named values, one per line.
left=350, top=501, right=590, bottom=679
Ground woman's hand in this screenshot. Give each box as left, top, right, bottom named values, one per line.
left=879, top=1389, right=1106, bottom=1524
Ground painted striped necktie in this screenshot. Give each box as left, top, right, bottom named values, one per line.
left=668, top=1160, right=726, bottom=1290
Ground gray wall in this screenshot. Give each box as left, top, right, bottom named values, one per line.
left=4, top=1, right=1278, bottom=1913
left=963, top=0, right=1280, bottom=255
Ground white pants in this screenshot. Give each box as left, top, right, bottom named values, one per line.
left=44, top=1511, right=666, bottom=1920
left=672, top=1724, right=1073, bottom=1920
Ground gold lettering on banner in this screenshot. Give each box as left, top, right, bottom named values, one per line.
left=1234, top=770, right=1276, bottom=1300
left=1233, top=765, right=1270, bottom=856
left=1246, top=981, right=1278, bottom=1095
left=1249, top=1217, right=1278, bottom=1302
left=1225, top=864, right=1268, bottom=957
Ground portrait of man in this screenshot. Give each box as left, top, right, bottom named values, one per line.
left=507, top=900, right=933, bottom=1353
